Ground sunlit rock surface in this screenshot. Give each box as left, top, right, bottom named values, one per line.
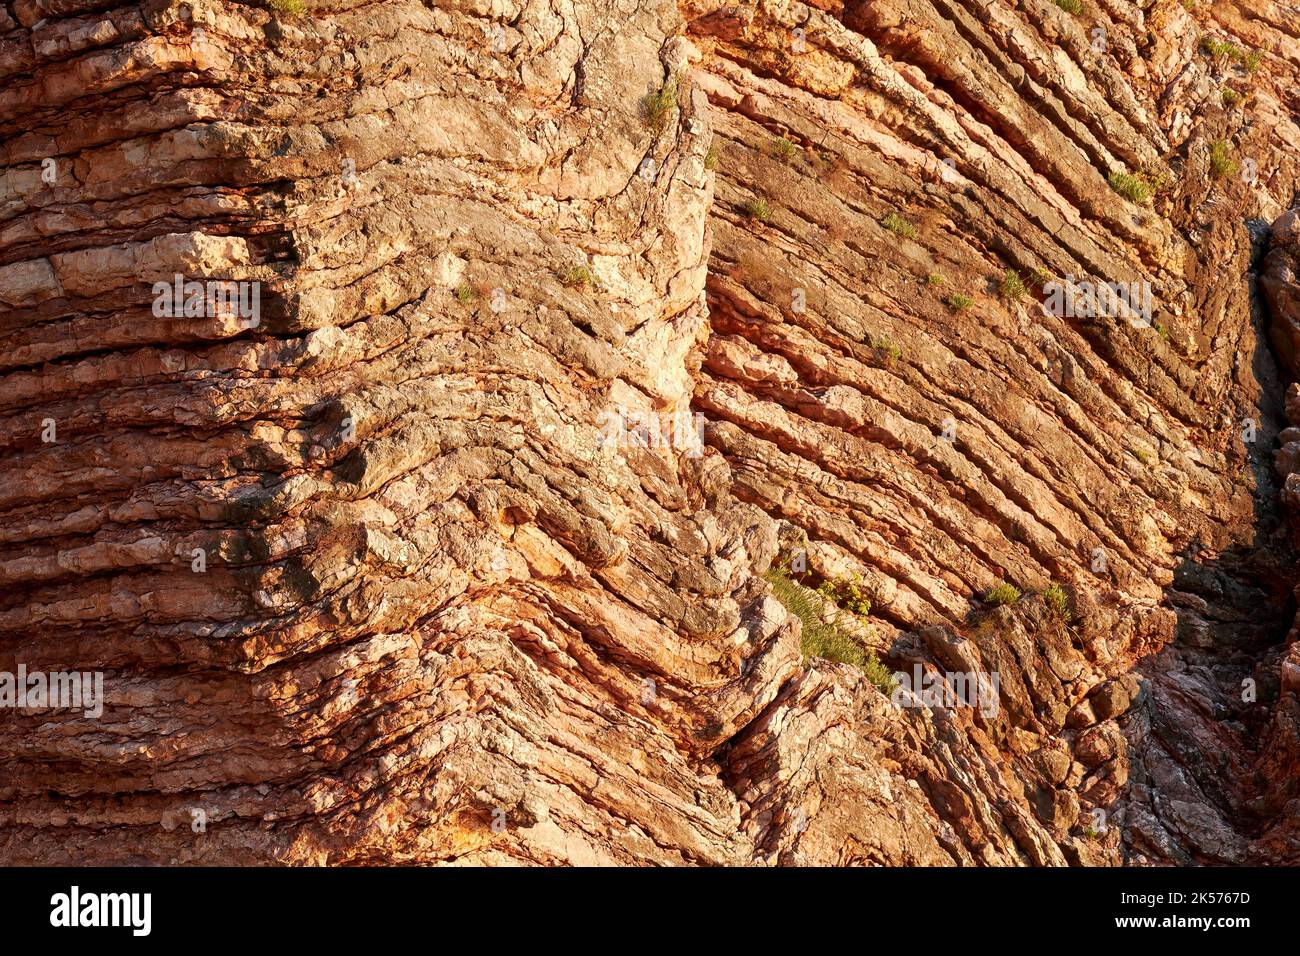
left=2, top=0, right=1300, bottom=865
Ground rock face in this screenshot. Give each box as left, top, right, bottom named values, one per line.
left=2, top=0, right=1300, bottom=865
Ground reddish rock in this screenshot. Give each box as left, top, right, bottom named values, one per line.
left=2, top=0, right=1300, bottom=867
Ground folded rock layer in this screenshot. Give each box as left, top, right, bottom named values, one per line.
left=1, top=0, right=1299, bottom=865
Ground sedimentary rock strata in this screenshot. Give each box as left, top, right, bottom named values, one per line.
left=2, top=0, right=1300, bottom=865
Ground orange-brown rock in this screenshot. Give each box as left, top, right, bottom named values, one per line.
left=2, top=0, right=1300, bottom=866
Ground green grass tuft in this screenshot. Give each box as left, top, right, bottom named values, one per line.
left=1209, top=140, right=1239, bottom=179
left=557, top=265, right=596, bottom=288
left=765, top=567, right=895, bottom=695
left=455, top=283, right=479, bottom=304
left=743, top=197, right=773, bottom=223
left=882, top=212, right=917, bottom=239
left=704, top=144, right=720, bottom=171
left=868, top=335, right=902, bottom=363
left=818, top=576, right=874, bottom=617
left=268, top=0, right=307, bottom=16
left=1054, top=0, right=1082, bottom=14
left=642, top=77, right=679, bottom=134
left=1001, top=270, right=1027, bottom=302
left=1200, top=37, right=1261, bottom=72
left=1108, top=171, right=1153, bottom=205
left=1221, top=87, right=1242, bottom=107
left=861, top=654, right=898, bottom=697
left=1200, top=36, right=1242, bottom=61
left=771, top=137, right=798, bottom=163
left=947, top=293, right=973, bottom=313
left=926, top=273, right=946, bottom=287
left=1043, top=584, right=1072, bottom=620
left=984, top=583, right=1022, bottom=606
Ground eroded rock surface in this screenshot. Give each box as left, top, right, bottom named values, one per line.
left=2, top=0, right=1300, bottom=865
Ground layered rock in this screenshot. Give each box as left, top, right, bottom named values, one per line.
left=2, top=0, right=1300, bottom=865
left=2, top=0, right=768, bottom=865
left=687, top=0, right=1300, bottom=864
